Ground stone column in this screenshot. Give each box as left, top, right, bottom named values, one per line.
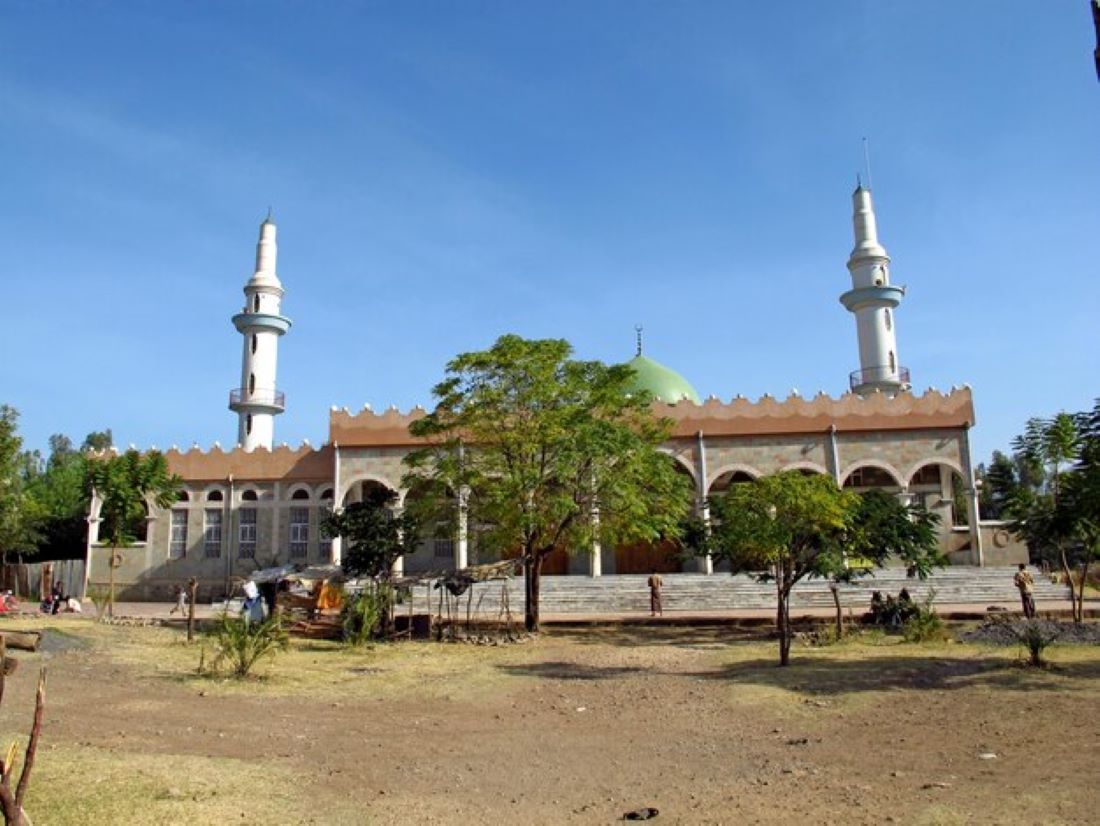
left=455, top=487, right=469, bottom=570
left=696, top=431, right=713, bottom=575
left=960, top=427, right=984, bottom=566
left=589, top=503, right=602, bottom=578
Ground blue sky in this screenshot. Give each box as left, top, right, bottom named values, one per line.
left=1, top=2, right=1097, bottom=465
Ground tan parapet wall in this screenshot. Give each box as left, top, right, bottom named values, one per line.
left=164, top=442, right=335, bottom=482
left=325, top=388, right=975, bottom=447
left=328, top=405, right=429, bottom=447
left=660, top=387, right=975, bottom=438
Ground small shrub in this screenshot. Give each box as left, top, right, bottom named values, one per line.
left=207, top=613, right=288, bottom=678
left=341, top=585, right=388, bottom=647
left=902, top=591, right=948, bottom=643
left=991, top=616, right=1061, bottom=667
left=86, top=585, right=111, bottom=622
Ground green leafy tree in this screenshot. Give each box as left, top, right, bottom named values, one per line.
left=702, top=472, right=943, bottom=666
left=323, top=486, right=423, bottom=637
left=86, top=449, right=181, bottom=617
left=405, top=335, right=694, bottom=632
left=993, top=411, right=1094, bottom=622
left=23, top=433, right=99, bottom=560
left=0, top=406, right=42, bottom=559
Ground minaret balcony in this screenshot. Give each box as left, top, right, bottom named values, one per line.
left=231, top=311, right=292, bottom=335
left=839, top=284, right=904, bottom=312
left=849, top=366, right=911, bottom=394
left=229, top=387, right=286, bottom=414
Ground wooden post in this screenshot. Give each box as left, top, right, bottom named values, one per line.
left=187, top=577, right=198, bottom=644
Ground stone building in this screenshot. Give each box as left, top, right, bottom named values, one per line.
left=85, top=187, right=1023, bottom=600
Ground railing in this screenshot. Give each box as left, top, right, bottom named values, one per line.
left=849, top=366, right=910, bottom=391
left=229, top=387, right=286, bottom=410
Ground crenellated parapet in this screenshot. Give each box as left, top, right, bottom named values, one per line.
left=163, top=441, right=334, bottom=481
left=658, top=387, right=975, bottom=438
left=328, top=404, right=429, bottom=447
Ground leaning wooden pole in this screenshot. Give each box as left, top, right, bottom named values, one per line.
left=0, top=667, right=47, bottom=825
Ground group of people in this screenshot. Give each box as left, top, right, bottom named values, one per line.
left=41, top=580, right=80, bottom=614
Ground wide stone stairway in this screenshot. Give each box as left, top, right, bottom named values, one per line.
left=457, top=566, right=1068, bottom=617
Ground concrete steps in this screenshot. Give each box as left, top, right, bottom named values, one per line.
left=450, top=566, right=1067, bottom=616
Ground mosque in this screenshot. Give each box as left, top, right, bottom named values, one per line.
left=85, top=187, right=1021, bottom=600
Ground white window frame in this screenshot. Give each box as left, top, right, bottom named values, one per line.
left=170, top=510, right=188, bottom=559
left=204, top=508, right=223, bottom=558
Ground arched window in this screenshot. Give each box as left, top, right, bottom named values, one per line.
left=320, top=488, right=333, bottom=501
left=884, top=309, right=892, bottom=331
left=291, top=488, right=310, bottom=501
left=251, top=334, right=257, bottom=354
left=176, top=491, right=190, bottom=503
left=253, top=295, right=260, bottom=312
left=241, top=489, right=259, bottom=501
left=889, top=351, right=896, bottom=372
left=206, top=490, right=223, bottom=502
left=245, top=414, right=253, bottom=435
left=248, top=373, right=255, bottom=394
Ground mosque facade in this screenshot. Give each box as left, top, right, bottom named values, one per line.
left=85, top=188, right=1022, bottom=600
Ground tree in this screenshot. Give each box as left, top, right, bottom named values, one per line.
left=993, top=411, right=1095, bottom=623
left=0, top=407, right=41, bottom=559
left=323, top=486, right=423, bottom=638
left=86, top=449, right=180, bottom=617
left=702, top=472, right=943, bottom=666
left=405, top=335, right=694, bottom=632
left=23, top=433, right=95, bottom=560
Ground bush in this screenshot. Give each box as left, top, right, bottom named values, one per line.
left=341, top=585, right=388, bottom=646
left=86, top=585, right=111, bottom=621
left=902, top=591, right=948, bottom=643
left=991, top=616, right=1061, bottom=667
left=207, top=613, right=288, bottom=678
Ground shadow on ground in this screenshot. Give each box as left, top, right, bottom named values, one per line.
left=497, top=661, right=646, bottom=680
left=686, top=654, right=1100, bottom=696
left=547, top=625, right=769, bottom=649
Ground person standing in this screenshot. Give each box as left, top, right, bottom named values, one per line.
left=647, top=570, right=664, bottom=617
left=1014, top=564, right=1036, bottom=619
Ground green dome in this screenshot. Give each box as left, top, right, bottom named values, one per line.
left=624, top=354, right=702, bottom=404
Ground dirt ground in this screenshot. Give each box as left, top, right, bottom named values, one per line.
left=1, top=618, right=1098, bottom=825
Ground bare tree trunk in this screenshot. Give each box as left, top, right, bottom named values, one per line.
left=776, top=568, right=791, bottom=666
left=525, top=552, right=543, bottom=633
left=1075, top=561, right=1089, bottom=625
left=829, top=583, right=843, bottom=639
left=0, top=666, right=46, bottom=826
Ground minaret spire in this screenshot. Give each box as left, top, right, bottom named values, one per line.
left=229, top=213, right=292, bottom=450
left=839, top=185, right=909, bottom=395
left=635, top=324, right=644, bottom=357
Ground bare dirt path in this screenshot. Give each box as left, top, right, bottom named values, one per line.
left=1, top=621, right=1097, bottom=824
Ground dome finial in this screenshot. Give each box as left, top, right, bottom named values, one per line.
left=634, top=324, right=643, bottom=356
left=263, top=206, right=274, bottom=225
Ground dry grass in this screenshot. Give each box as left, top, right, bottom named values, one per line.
left=24, top=744, right=361, bottom=825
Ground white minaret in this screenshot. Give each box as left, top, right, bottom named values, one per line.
left=839, top=184, right=909, bottom=395
left=229, top=212, right=292, bottom=450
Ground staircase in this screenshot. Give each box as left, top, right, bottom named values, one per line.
left=453, top=566, right=1068, bottom=617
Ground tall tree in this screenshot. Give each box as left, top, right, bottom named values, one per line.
left=701, top=472, right=943, bottom=666
left=23, top=434, right=93, bottom=560
left=405, top=335, right=693, bottom=632
left=86, top=450, right=180, bottom=617
left=993, top=411, right=1094, bottom=622
left=0, top=406, right=41, bottom=558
